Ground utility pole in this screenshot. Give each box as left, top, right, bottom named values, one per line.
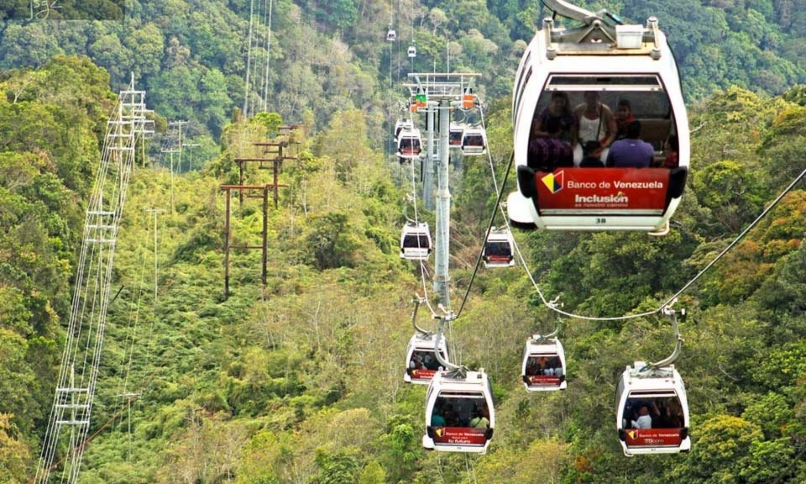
left=405, top=73, right=480, bottom=307
left=221, top=132, right=301, bottom=299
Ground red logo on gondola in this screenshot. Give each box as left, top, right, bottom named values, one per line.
left=625, top=428, right=683, bottom=447
left=433, top=427, right=488, bottom=445
left=535, top=168, right=670, bottom=211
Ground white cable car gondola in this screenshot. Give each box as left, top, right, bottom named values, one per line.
left=400, top=221, right=431, bottom=260
left=506, top=0, right=688, bottom=235
left=397, top=128, right=422, bottom=160
left=460, top=126, right=487, bottom=156
left=616, top=307, right=690, bottom=456
left=448, top=123, right=464, bottom=148
left=482, top=227, right=515, bottom=268
left=522, top=333, right=567, bottom=391
left=386, top=28, right=396, bottom=42
left=404, top=332, right=450, bottom=384
left=408, top=45, right=417, bottom=58
left=616, top=362, right=690, bottom=456
left=423, top=369, right=495, bottom=454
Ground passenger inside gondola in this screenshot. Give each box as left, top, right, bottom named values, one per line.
left=525, top=355, right=562, bottom=376
left=605, top=120, right=654, bottom=168
left=614, top=99, right=635, bottom=140
left=435, top=395, right=490, bottom=428
left=573, top=91, right=617, bottom=165
left=662, top=134, right=679, bottom=168
left=623, top=397, right=684, bottom=429
left=529, top=91, right=575, bottom=171
left=470, top=406, right=490, bottom=429
left=431, top=403, right=446, bottom=427
left=410, top=350, right=442, bottom=371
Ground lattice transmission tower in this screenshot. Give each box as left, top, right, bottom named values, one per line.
left=35, top=77, right=153, bottom=483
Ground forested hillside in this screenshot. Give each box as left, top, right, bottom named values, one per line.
left=1, top=1, right=806, bottom=483
left=2, top=0, right=805, bottom=140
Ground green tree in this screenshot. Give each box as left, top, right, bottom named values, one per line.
left=0, top=413, right=30, bottom=484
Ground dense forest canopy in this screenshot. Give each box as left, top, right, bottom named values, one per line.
left=0, top=1, right=805, bottom=483
left=2, top=0, right=806, bottom=139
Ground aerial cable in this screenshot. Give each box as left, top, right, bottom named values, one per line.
left=261, top=0, right=274, bottom=112
left=406, top=142, right=439, bottom=318
left=659, top=166, right=806, bottom=308
left=454, top=151, right=514, bottom=319
left=242, top=0, right=256, bottom=118
left=512, top=166, right=806, bottom=322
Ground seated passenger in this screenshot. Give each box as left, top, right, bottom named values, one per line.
left=431, top=405, right=446, bottom=427
left=631, top=406, right=653, bottom=429
left=573, top=91, right=617, bottom=165
left=663, top=134, right=679, bottom=168
left=614, top=99, right=635, bottom=140
left=528, top=91, right=575, bottom=171
left=579, top=142, right=605, bottom=168
left=525, top=357, right=539, bottom=376
left=470, top=407, right=490, bottom=429
left=606, top=121, right=654, bottom=168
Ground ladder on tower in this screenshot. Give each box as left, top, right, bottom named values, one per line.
left=35, top=78, right=153, bottom=484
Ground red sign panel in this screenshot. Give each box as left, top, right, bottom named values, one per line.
left=409, top=369, right=437, bottom=381
left=535, top=168, right=670, bottom=212
left=433, top=427, right=488, bottom=446
left=527, top=375, right=562, bottom=387
left=625, top=428, right=683, bottom=447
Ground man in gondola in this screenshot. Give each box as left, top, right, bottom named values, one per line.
left=606, top=120, right=654, bottom=168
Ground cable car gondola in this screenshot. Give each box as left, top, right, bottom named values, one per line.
left=386, top=28, right=396, bottom=42
left=408, top=45, right=417, bottom=58
left=616, top=306, right=690, bottom=456
left=423, top=369, right=495, bottom=454
left=506, top=0, right=688, bottom=235
left=448, top=123, right=464, bottom=148
left=460, top=126, right=487, bottom=156
left=400, top=221, right=431, bottom=260
left=482, top=227, right=515, bottom=268
left=404, top=332, right=450, bottom=384
left=615, top=362, right=690, bottom=456
left=522, top=334, right=567, bottom=391
left=397, top=128, right=422, bottom=160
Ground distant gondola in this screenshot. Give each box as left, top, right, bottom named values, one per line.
left=404, top=333, right=450, bottom=384
left=482, top=227, right=515, bottom=268
left=423, top=369, right=495, bottom=454
left=615, top=361, right=691, bottom=456
left=522, top=335, right=567, bottom=391
left=460, top=126, right=487, bottom=156
left=400, top=221, right=431, bottom=260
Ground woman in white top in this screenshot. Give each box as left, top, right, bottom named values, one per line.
left=573, top=91, right=617, bottom=166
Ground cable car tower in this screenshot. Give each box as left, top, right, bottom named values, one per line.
left=404, top=73, right=480, bottom=305
left=36, top=77, right=153, bottom=483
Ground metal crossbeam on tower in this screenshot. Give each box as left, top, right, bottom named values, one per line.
left=222, top=136, right=300, bottom=299
left=35, top=77, right=151, bottom=484
left=404, top=72, right=481, bottom=306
